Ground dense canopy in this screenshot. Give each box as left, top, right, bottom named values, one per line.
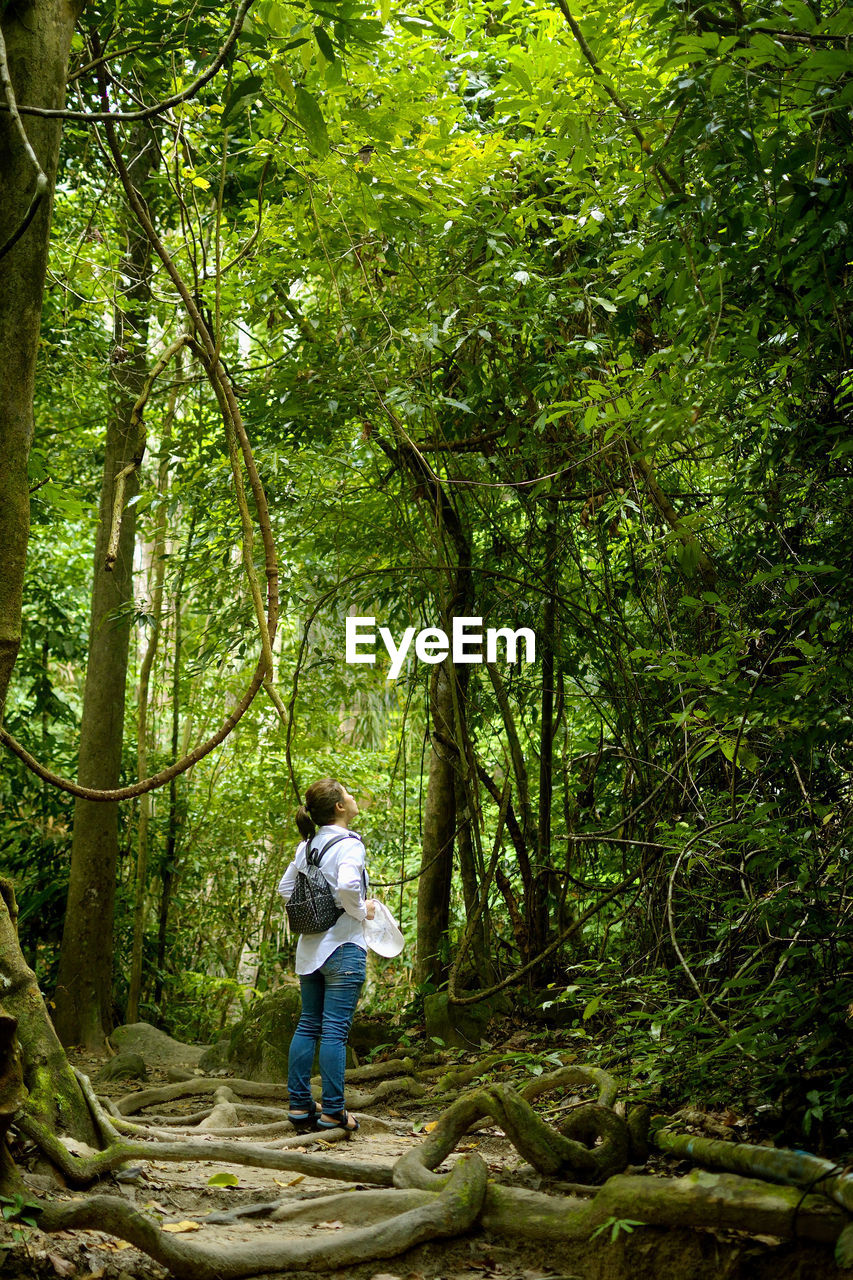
left=1, top=0, right=852, bottom=1174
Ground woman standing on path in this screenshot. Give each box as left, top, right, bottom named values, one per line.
left=278, top=777, right=375, bottom=1133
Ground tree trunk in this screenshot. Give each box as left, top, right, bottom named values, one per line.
left=415, top=664, right=456, bottom=988
left=0, top=1004, right=25, bottom=1195
left=454, top=772, right=492, bottom=986
left=53, top=129, right=155, bottom=1050
left=529, top=511, right=557, bottom=982
left=127, top=375, right=178, bottom=1023
left=0, top=880, right=96, bottom=1150
left=155, top=543, right=187, bottom=1008
left=0, top=0, right=84, bottom=716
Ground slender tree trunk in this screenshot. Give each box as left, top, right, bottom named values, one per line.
left=454, top=772, right=492, bottom=985
left=126, top=376, right=178, bottom=1023
left=53, top=129, right=155, bottom=1050
left=155, top=538, right=188, bottom=1007
left=530, top=510, right=558, bottom=982
left=0, top=0, right=84, bottom=715
left=415, top=664, right=456, bottom=987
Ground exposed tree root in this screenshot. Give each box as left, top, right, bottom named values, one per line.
left=115, top=1079, right=298, bottom=1115
left=653, top=1122, right=853, bottom=1216
left=14, top=1112, right=393, bottom=1186
left=344, top=1057, right=420, bottom=1081
left=479, top=1171, right=846, bottom=1244
left=269, top=1187, right=433, bottom=1224
left=17, top=1065, right=852, bottom=1276
left=128, top=1120, right=351, bottom=1146
left=518, top=1063, right=618, bottom=1109
left=133, top=1103, right=293, bottom=1126
left=396, top=1074, right=628, bottom=1185
left=38, top=1153, right=487, bottom=1278
left=115, top=1076, right=380, bottom=1115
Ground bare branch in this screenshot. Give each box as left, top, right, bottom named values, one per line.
left=0, top=0, right=255, bottom=124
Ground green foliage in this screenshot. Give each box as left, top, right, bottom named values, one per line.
left=590, top=1215, right=646, bottom=1244
left=1, top=0, right=851, bottom=1149
left=0, top=1194, right=42, bottom=1228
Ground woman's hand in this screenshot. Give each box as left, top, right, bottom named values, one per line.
left=365, top=899, right=377, bottom=920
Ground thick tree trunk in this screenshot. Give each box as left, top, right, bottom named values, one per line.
left=0, top=880, right=96, bottom=1148
left=53, top=130, right=155, bottom=1050
left=0, top=1005, right=25, bottom=1194
left=0, top=0, right=83, bottom=715
left=415, top=665, right=456, bottom=987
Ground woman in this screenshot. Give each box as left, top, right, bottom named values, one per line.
left=278, top=777, right=375, bottom=1133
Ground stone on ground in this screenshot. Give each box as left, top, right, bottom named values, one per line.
left=98, top=1051, right=149, bottom=1082
left=109, top=1022, right=209, bottom=1071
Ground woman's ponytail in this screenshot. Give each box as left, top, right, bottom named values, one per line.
left=295, top=779, right=346, bottom=840
left=295, top=804, right=316, bottom=840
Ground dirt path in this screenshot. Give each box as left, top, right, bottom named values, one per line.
left=3, top=1049, right=849, bottom=1280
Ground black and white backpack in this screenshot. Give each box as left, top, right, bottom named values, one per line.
left=285, top=834, right=353, bottom=936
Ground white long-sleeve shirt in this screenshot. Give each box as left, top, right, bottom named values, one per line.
left=277, top=824, right=369, bottom=975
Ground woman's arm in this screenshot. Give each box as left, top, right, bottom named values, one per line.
left=337, top=860, right=367, bottom=920
left=277, top=860, right=298, bottom=903
left=337, top=839, right=371, bottom=921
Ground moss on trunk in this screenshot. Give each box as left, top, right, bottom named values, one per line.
left=0, top=880, right=96, bottom=1145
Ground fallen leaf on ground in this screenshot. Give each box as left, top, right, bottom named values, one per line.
left=274, top=1175, right=304, bottom=1187
left=423, top=1121, right=439, bottom=1133
left=144, top=1201, right=171, bottom=1214
left=47, top=1252, right=76, bottom=1276
left=162, top=1220, right=202, bottom=1233
left=314, top=1220, right=344, bottom=1230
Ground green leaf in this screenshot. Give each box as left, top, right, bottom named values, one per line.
left=220, top=75, right=265, bottom=127
left=314, top=26, right=335, bottom=62
left=836, top=1223, right=853, bottom=1269
left=208, top=1171, right=240, bottom=1186
left=582, top=992, right=603, bottom=1021
left=717, top=737, right=759, bottom=772
left=294, top=86, right=329, bottom=155
left=397, top=14, right=449, bottom=36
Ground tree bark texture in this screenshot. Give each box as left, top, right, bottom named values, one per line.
left=127, top=375, right=177, bottom=1022
left=0, top=0, right=83, bottom=716
left=0, top=1003, right=25, bottom=1193
left=53, top=128, right=155, bottom=1049
left=415, top=664, right=456, bottom=987
left=155, top=542, right=188, bottom=1007
left=0, top=880, right=96, bottom=1145
left=530, top=513, right=557, bottom=979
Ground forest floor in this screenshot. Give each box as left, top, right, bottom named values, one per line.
left=2, top=1037, right=850, bottom=1280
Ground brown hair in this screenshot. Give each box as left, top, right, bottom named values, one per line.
left=295, top=777, right=347, bottom=840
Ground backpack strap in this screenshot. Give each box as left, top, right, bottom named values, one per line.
left=305, top=832, right=368, bottom=899
left=305, top=833, right=352, bottom=868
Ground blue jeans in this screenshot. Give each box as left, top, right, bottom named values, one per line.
left=287, top=943, right=366, bottom=1115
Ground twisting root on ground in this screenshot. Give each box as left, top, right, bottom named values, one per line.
left=18, top=1065, right=851, bottom=1273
